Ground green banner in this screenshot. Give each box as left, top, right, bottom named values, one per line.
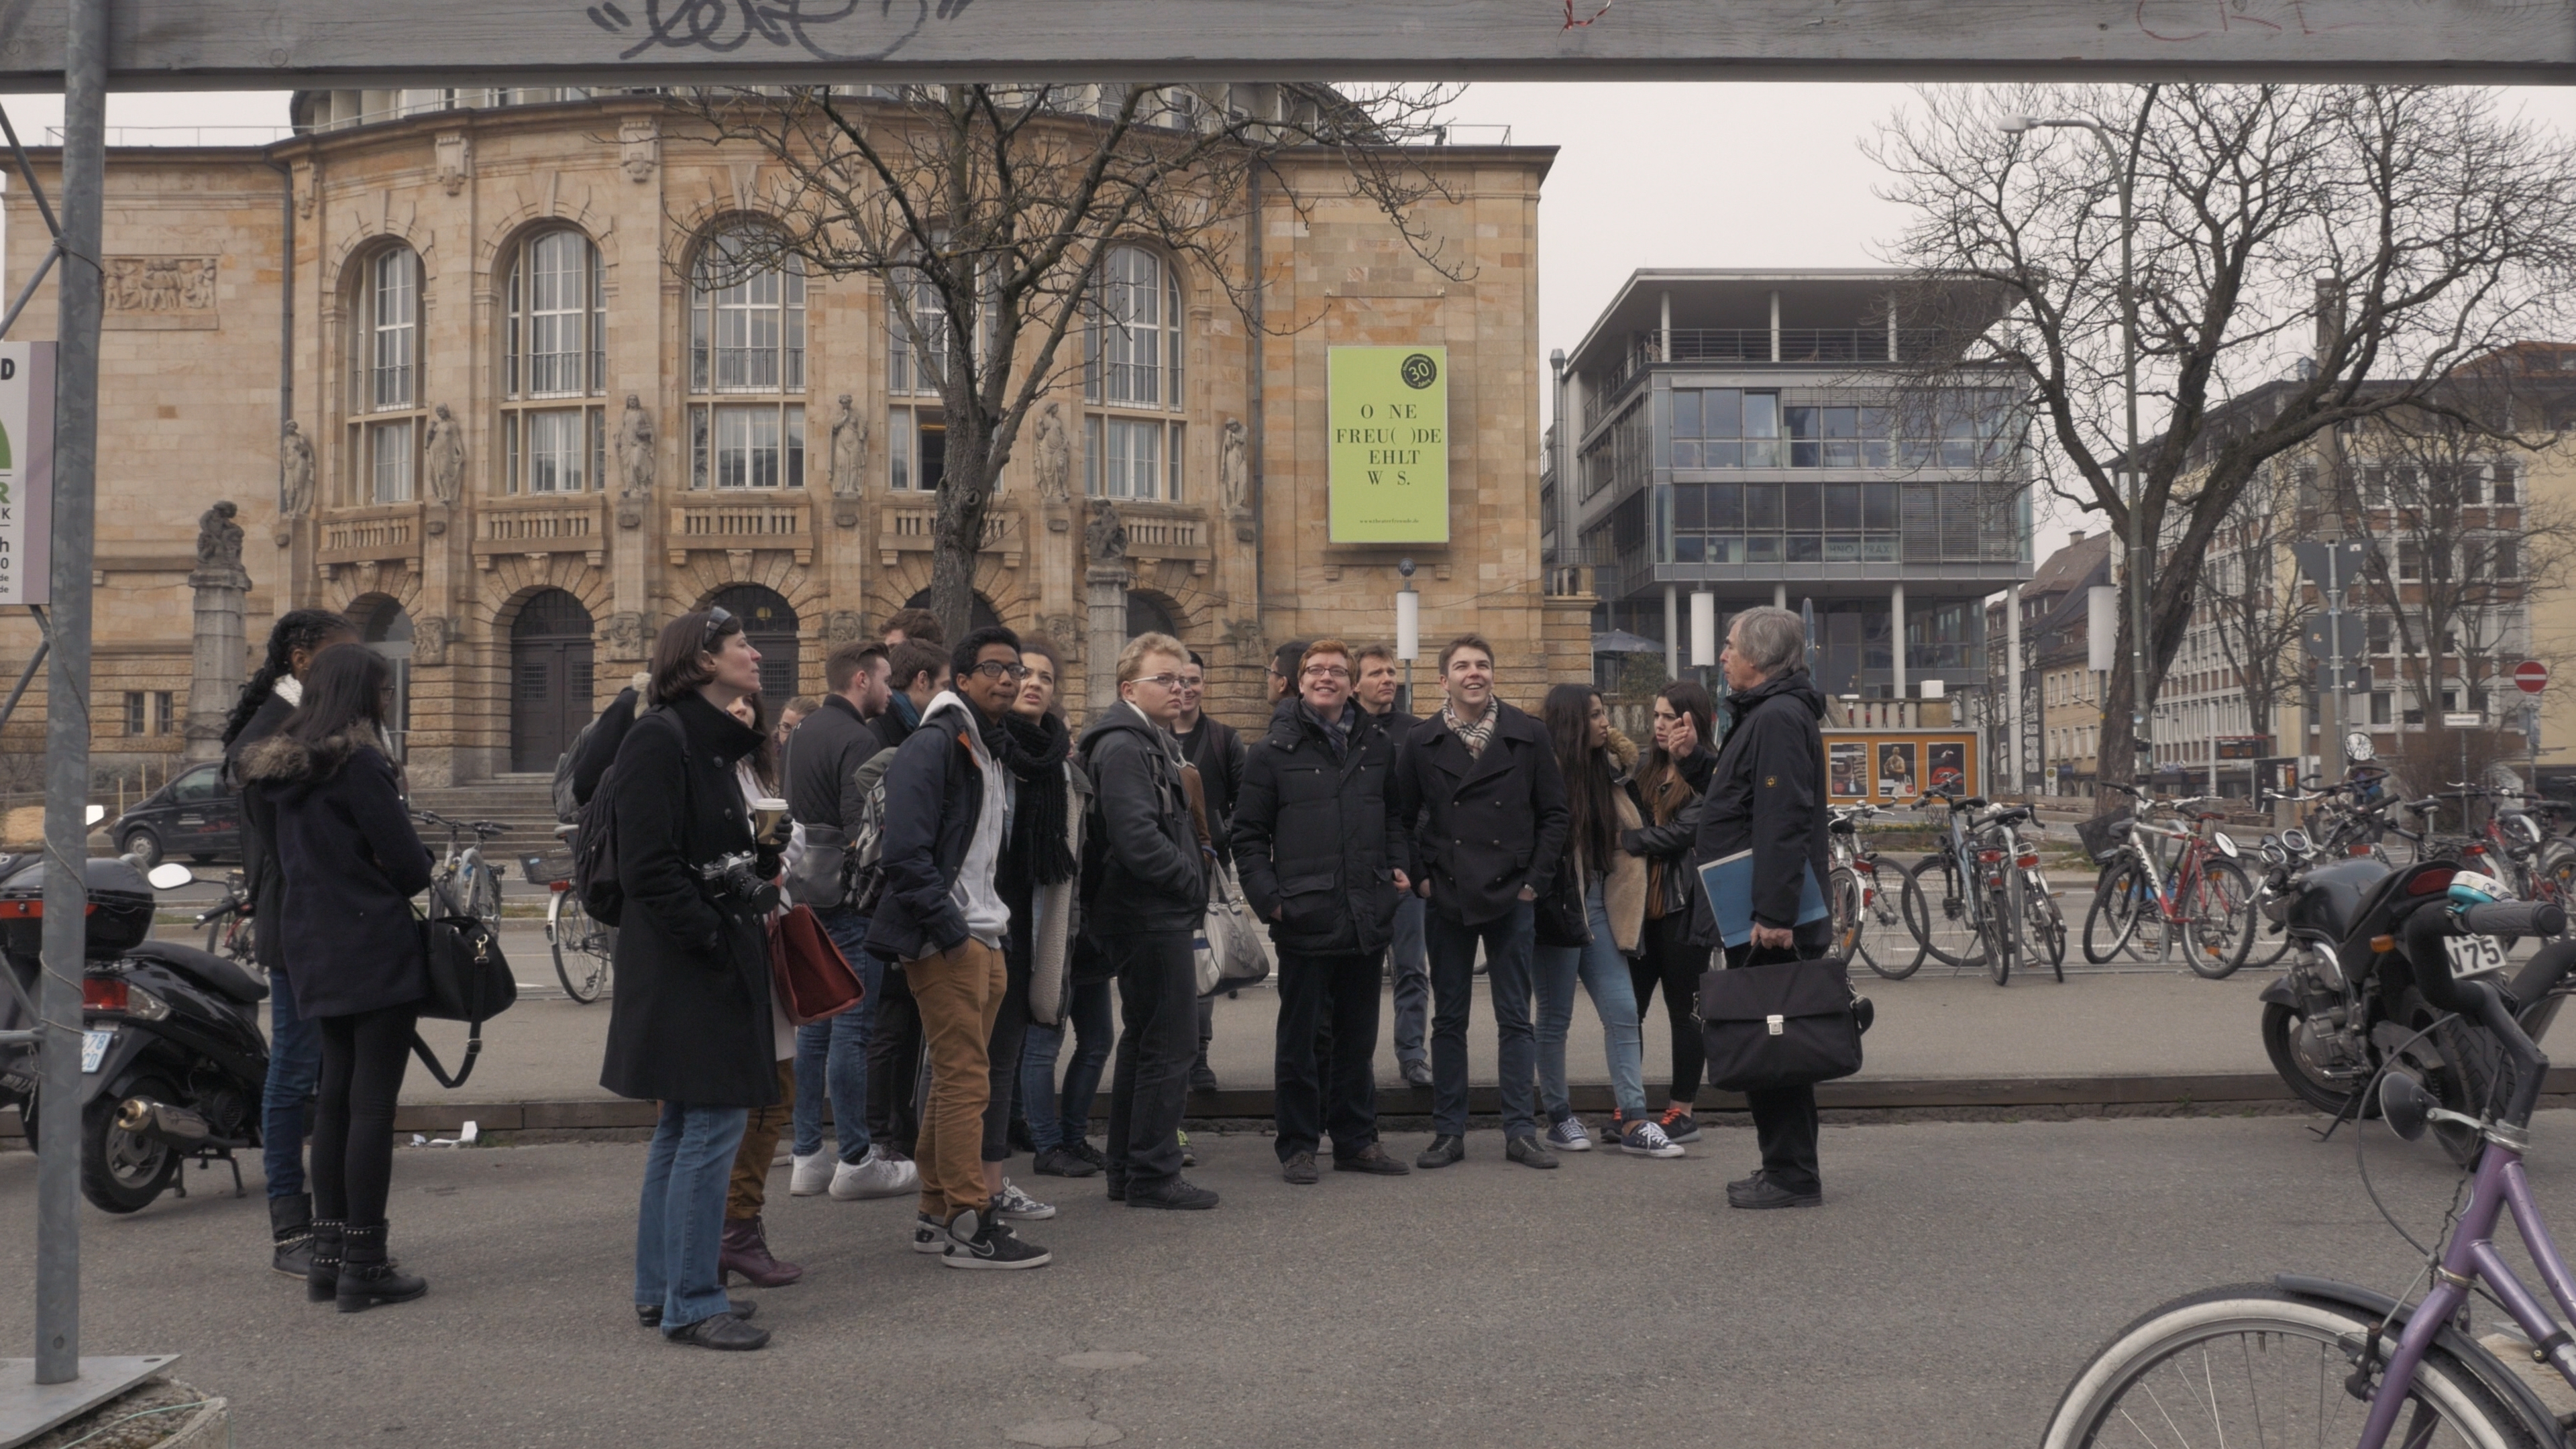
left=1328, top=345, right=1448, bottom=543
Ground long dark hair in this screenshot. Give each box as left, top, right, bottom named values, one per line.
left=221, top=608, right=356, bottom=747
left=1636, top=680, right=1715, bottom=824
left=278, top=643, right=390, bottom=756
left=1542, top=683, right=1617, bottom=877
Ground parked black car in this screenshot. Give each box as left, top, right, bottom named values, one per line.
left=111, top=761, right=241, bottom=867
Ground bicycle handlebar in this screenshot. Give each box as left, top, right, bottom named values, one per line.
left=2460, top=900, right=2567, bottom=938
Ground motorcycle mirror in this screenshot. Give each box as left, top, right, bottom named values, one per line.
left=2379, top=1071, right=2435, bottom=1142
left=2347, top=731, right=2376, bottom=763
left=2213, top=831, right=2239, bottom=859
left=2281, top=828, right=2312, bottom=856
left=83, top=804, right=105, bottom=827
left=145, top=863, right=195, bottom=890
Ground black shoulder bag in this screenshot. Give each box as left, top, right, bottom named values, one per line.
left=1697, top=952, right=1868, bottom=1094
left=411, top=911, right=518, bottom=1089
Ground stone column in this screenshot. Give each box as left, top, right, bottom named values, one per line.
left=185, top=557, right=251, bottom=763
left=1086, top=563, right=1131, bottom=717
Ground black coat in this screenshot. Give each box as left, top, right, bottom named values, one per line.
left=1175, top=715, right=1244, bottom=867
left=1078, top=702, right=1207, bottom=936
left=864, top=692, right=1003, bottom=965
left=1358, top=706, right=1421, bottom=750
left=1397, top=701, right=1570, bottom=928
left=237, top=731, right=435, bottom=1019
left=784, top=692, right=875, bottom=834
left=598, top=692, right=778, bottom=1109
left=566, top=685, right=643, bottom=811
left=1690, top=669, right=1831, bottom=948
left=225, top=690, right=298, bottom=975
left=1231, top=705, right=1407, bottom=956
left=1621, top=744, right=1718, bottom=926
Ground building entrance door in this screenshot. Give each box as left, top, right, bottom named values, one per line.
left=511, top=588, right=595, bottom=772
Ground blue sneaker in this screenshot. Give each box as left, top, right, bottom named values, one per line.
left=1544, top=1116, right=1593, bottom=1152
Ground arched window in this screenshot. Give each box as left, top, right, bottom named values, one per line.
left=688, top=226, right=806, bottom=490
left=500, top=228, right=607, bottom=495
left=347, top=246, right=423, bottom=504
left=1084, top=245, right=1185, bottom=502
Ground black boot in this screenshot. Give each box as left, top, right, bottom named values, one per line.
left=269, top=1193, right=315, bottom=1280
left=335, top=1223, right=427, bottom=1313
left=305, top=1218, right=343, bottom=1304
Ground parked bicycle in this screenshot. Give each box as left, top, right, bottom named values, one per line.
left=2424, top=782, right=2576, bottom=940
left=194, top=869, right=255, bottom=969
left=413, top=809, right=505, bottom=928
left=1826, top=802, right=1916, bottom=979
left=2077, top=784, right=2255, bottom=977
left=524, top=824, right=612, bottom=1003
left=1899, top=789, right=2061, bottom=985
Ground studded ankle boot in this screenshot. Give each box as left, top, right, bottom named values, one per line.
left=335, top=1222, right=427, bottom=1313
left=305, top=1218, right=343, bottom=1304
left=269, top=1192, right=315, bottom=1280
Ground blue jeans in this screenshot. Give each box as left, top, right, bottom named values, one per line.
left=1426, top=900, right=1538, bottom=1140
left=635, top=1101, right=749, bottom=1334
left=1018, top=976, right=1114, bottom=1152
left=1533, top=880, right=1647, bottom=1120
left=262, top=963, right=321, bottom=1199
left=1387, top=895, right=1428, bottom=1067
left=790, top=907, right=881, bottom=1163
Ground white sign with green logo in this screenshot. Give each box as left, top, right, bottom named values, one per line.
left=0, top=342, right=54, bottom=606
left=1328, top=345, right=1448, bottom=543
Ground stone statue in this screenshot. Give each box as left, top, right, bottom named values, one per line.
left=828, top=394, right=868, bottom=500
left=1220, top=417, right=1250, bottom=515
left=602, top=610, right=649, bottom=661
left=194, top=500, right=244, bottom=573
left=1085, top=498, right=1127, bottom=564
left=423, top=403, right=466, bottom=504
left=1034, top=401, right=1071, bottom=504
left=616, top=394, right=656, bottom=499
left=279, top=421, right=315, bottom=521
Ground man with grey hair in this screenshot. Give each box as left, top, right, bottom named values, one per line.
left=1690, top=604, right=1833, bottom=1210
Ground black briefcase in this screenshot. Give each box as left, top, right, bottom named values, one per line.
left=1697, top=956, right=1864, bottom=1093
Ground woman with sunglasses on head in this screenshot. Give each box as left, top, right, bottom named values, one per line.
left=1621, top=682, right=1721, bottom=1146
left=237, top=643, right=436, bottom=1312
left=600, top=608, right=783, bottom=1349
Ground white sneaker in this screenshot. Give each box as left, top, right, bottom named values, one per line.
left=830, top=1146, right=920, bottom=1200
left=996, top=1178, right=1057, bottom=1221
left=789, top=1151, right=833, bottom=1197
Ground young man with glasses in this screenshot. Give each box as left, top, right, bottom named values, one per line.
left=1079, top=633, right=1218, bottom=1210
left=1354, top=644, right=1432, bottom=1087
left=1171, top=651, right=1242, bottom=1093
left=866, top=626, right=1054, bottom=1268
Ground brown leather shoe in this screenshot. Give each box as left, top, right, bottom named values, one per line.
left=1333, top=1142, right=1412, bottom=1176
left=719, top=1216, right=804, bottom=1287
left=1280, top=1150, right=1320, bottom=1185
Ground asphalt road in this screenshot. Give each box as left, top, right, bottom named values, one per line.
left=5, top=1110, right=2569, bottom=1448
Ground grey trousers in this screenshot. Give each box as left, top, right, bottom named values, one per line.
left=1387, top=894, right=1429, bottom=1066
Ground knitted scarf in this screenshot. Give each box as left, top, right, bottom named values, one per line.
left=998, top=710, right=1075, bottom=885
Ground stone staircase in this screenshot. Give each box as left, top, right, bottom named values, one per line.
left=404, top=775, right=566, bottom=862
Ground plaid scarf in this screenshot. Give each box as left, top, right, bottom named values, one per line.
left=1442, top=702, right=1497, bottom=760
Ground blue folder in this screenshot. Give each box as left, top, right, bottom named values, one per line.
left=1696, top=849, right=1831, bottom=949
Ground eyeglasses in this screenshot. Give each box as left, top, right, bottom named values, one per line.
left=700, top=606, right=735, bottom=650
left=1134, top=673, right=1184, bottom=690
left=967, top=659, right=1030, bottom=681
left=1301, top=665, right=1351, bottom=681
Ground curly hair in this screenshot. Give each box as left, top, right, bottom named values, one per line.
left=220, top=608, right=356, bottom=749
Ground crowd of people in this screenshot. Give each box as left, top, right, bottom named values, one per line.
left=214, top=594, right=1840, bottom=1350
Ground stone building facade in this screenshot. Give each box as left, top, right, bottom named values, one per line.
left=0, top=91, right=1584, bottom=784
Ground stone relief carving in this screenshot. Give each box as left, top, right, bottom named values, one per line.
left=193, top=500, right=245, bottom=577
left=1220, top=417, right=1250, bottom=516
left=412, top=614, right=451, bottom=667
left=822, top=610, right=867, bottom=647
left=435, top=131, right=472, bottom=196
left=828, top=394, right=868, bottom=500
left=279, top=421, right=316, bottom=525
left=1034, top=400, right=1071, bottom=504
left=106, top=257, right=216, bottom=313
left=1085, top=498, right=1127, bottom=564
left=620, top=117, right=659, bottom=183
left=602, top=610, right=650, bottom=661
left=614, top=395, right=655, bottom=528
left=423, top=403, right=466, bottom=505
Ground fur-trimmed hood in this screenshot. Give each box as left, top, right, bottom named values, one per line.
left=237, top=731, right=383, bottom=798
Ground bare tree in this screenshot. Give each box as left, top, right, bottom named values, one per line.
left=2200, top=459, right=2312, bottom=751
left=1874, top=84, right=2576, bottom=807
left=671, top=83, right=1463, bottom=641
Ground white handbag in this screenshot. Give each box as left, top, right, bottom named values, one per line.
left=1197, top=861, right=1275, bottom=997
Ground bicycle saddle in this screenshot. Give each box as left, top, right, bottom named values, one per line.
left=1982, top=804, right=2033, bottom=826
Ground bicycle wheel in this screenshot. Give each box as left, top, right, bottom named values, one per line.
left=1902, top=853, right=1986, bottom=969
left=1854, top=859, right=1923, bottom=981
left=1827, top=865, right=1864, bottom=965
left=1980, top=864, right=2017, bottom=985
left=2041, top=1283, right=2533, bottom=1449
left=469, top=861, right=503, bottom=928
left=2080, top=859, right=2145, bottom=965
left=2021, top=871, right=2067, bottom=982
left=2182, top=857, right=2255, bottom=979
left=549, top=891, right=612, bottom=1004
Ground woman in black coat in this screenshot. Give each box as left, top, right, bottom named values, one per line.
left=600, top=608, right=780, bottom=1352
left=237, top=643, right=435, bottom=1313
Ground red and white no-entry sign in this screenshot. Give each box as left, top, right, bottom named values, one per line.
left=2514, top=659, right=2551, bottom=694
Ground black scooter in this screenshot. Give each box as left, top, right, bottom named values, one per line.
left=0, top=852, right=272, bottom=1213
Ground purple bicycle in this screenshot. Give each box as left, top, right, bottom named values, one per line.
left=2043, top=885, right=2576, bottom=1448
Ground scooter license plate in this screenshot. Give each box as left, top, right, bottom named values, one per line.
left=2443, top=934, right=2509, bottom=980
left=78, top=1028, right=112, bottom=1073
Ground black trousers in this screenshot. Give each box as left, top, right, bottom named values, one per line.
left=1722, top=920, right=1834, bottom=1197
left=1104, top=930, right=1196, bottom=1187
left=1631, top=911, right=1707, bottom=1105
left=1272, top=950, right=1381, bottom=1162
left=867, top=961, right=922, bottom=1155
left=310, top=1004, right=417, bottom=1230
left=981, top=932, right=1032, bottom=1163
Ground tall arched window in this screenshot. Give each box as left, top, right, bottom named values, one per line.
left=688, top=226, right=806, bottom=490
left=500, top=228, right=607, bottom=495
left=1084, top=245, right=1184, bottom=502
left=347, top=246, right=423, bottom=504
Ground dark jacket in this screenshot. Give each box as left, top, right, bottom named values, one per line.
left=864, top=691, right=1006, bottom=964
left=1358, top=706, right=1421, bottom=751
left=1690, top=668, right=1831, bottom=947
left=785, top=693, right=875, bottom=833
left=1232, top=704, right=1407, bottom=956
left=1079, top=702, right=1207, bottom=936
left=567, top=685, right=644, bottom=811
left=1175, top=714, right=1244, bottom=867
left=872, top=690, right=926, bottom=757
left=1397, top=700, right=1570, bottom=927
left=598, top=692, right=778, bottom=1108
left=237, top=731, right=435, bottom=1019
left=1621, top=744, right=1718, bottom=927
left=225, top=690, right=299, bottom=975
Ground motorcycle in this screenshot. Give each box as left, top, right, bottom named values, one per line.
left=2252, top=826, right=2571, bottom=1168
left=1, top=851, right=272, bottom=1213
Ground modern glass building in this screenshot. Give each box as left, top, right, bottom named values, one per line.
left=1550, top=270, right=2033, bottom=698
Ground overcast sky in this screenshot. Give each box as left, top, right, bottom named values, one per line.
left=7, top=81, right=2574, bottom=559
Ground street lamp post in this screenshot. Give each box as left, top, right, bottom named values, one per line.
left=2002, top=112, right=2149, bottom=788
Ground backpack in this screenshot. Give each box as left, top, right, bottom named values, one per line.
left=549, top=716, right=598, bottom=824
left=570, top=709, right=680, bottom=928
left=841, top=747, right=898, bottom=917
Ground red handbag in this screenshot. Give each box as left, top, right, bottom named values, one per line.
left=769, top=904, right=864, bottom=1026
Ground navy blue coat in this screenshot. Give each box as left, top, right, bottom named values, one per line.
left=237, top=731, right=434, bottom=1019
left=1395, top=701, right=1570, bottom=928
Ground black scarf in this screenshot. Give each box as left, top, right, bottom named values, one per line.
left=998, top=710, right=1075, bottom=885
